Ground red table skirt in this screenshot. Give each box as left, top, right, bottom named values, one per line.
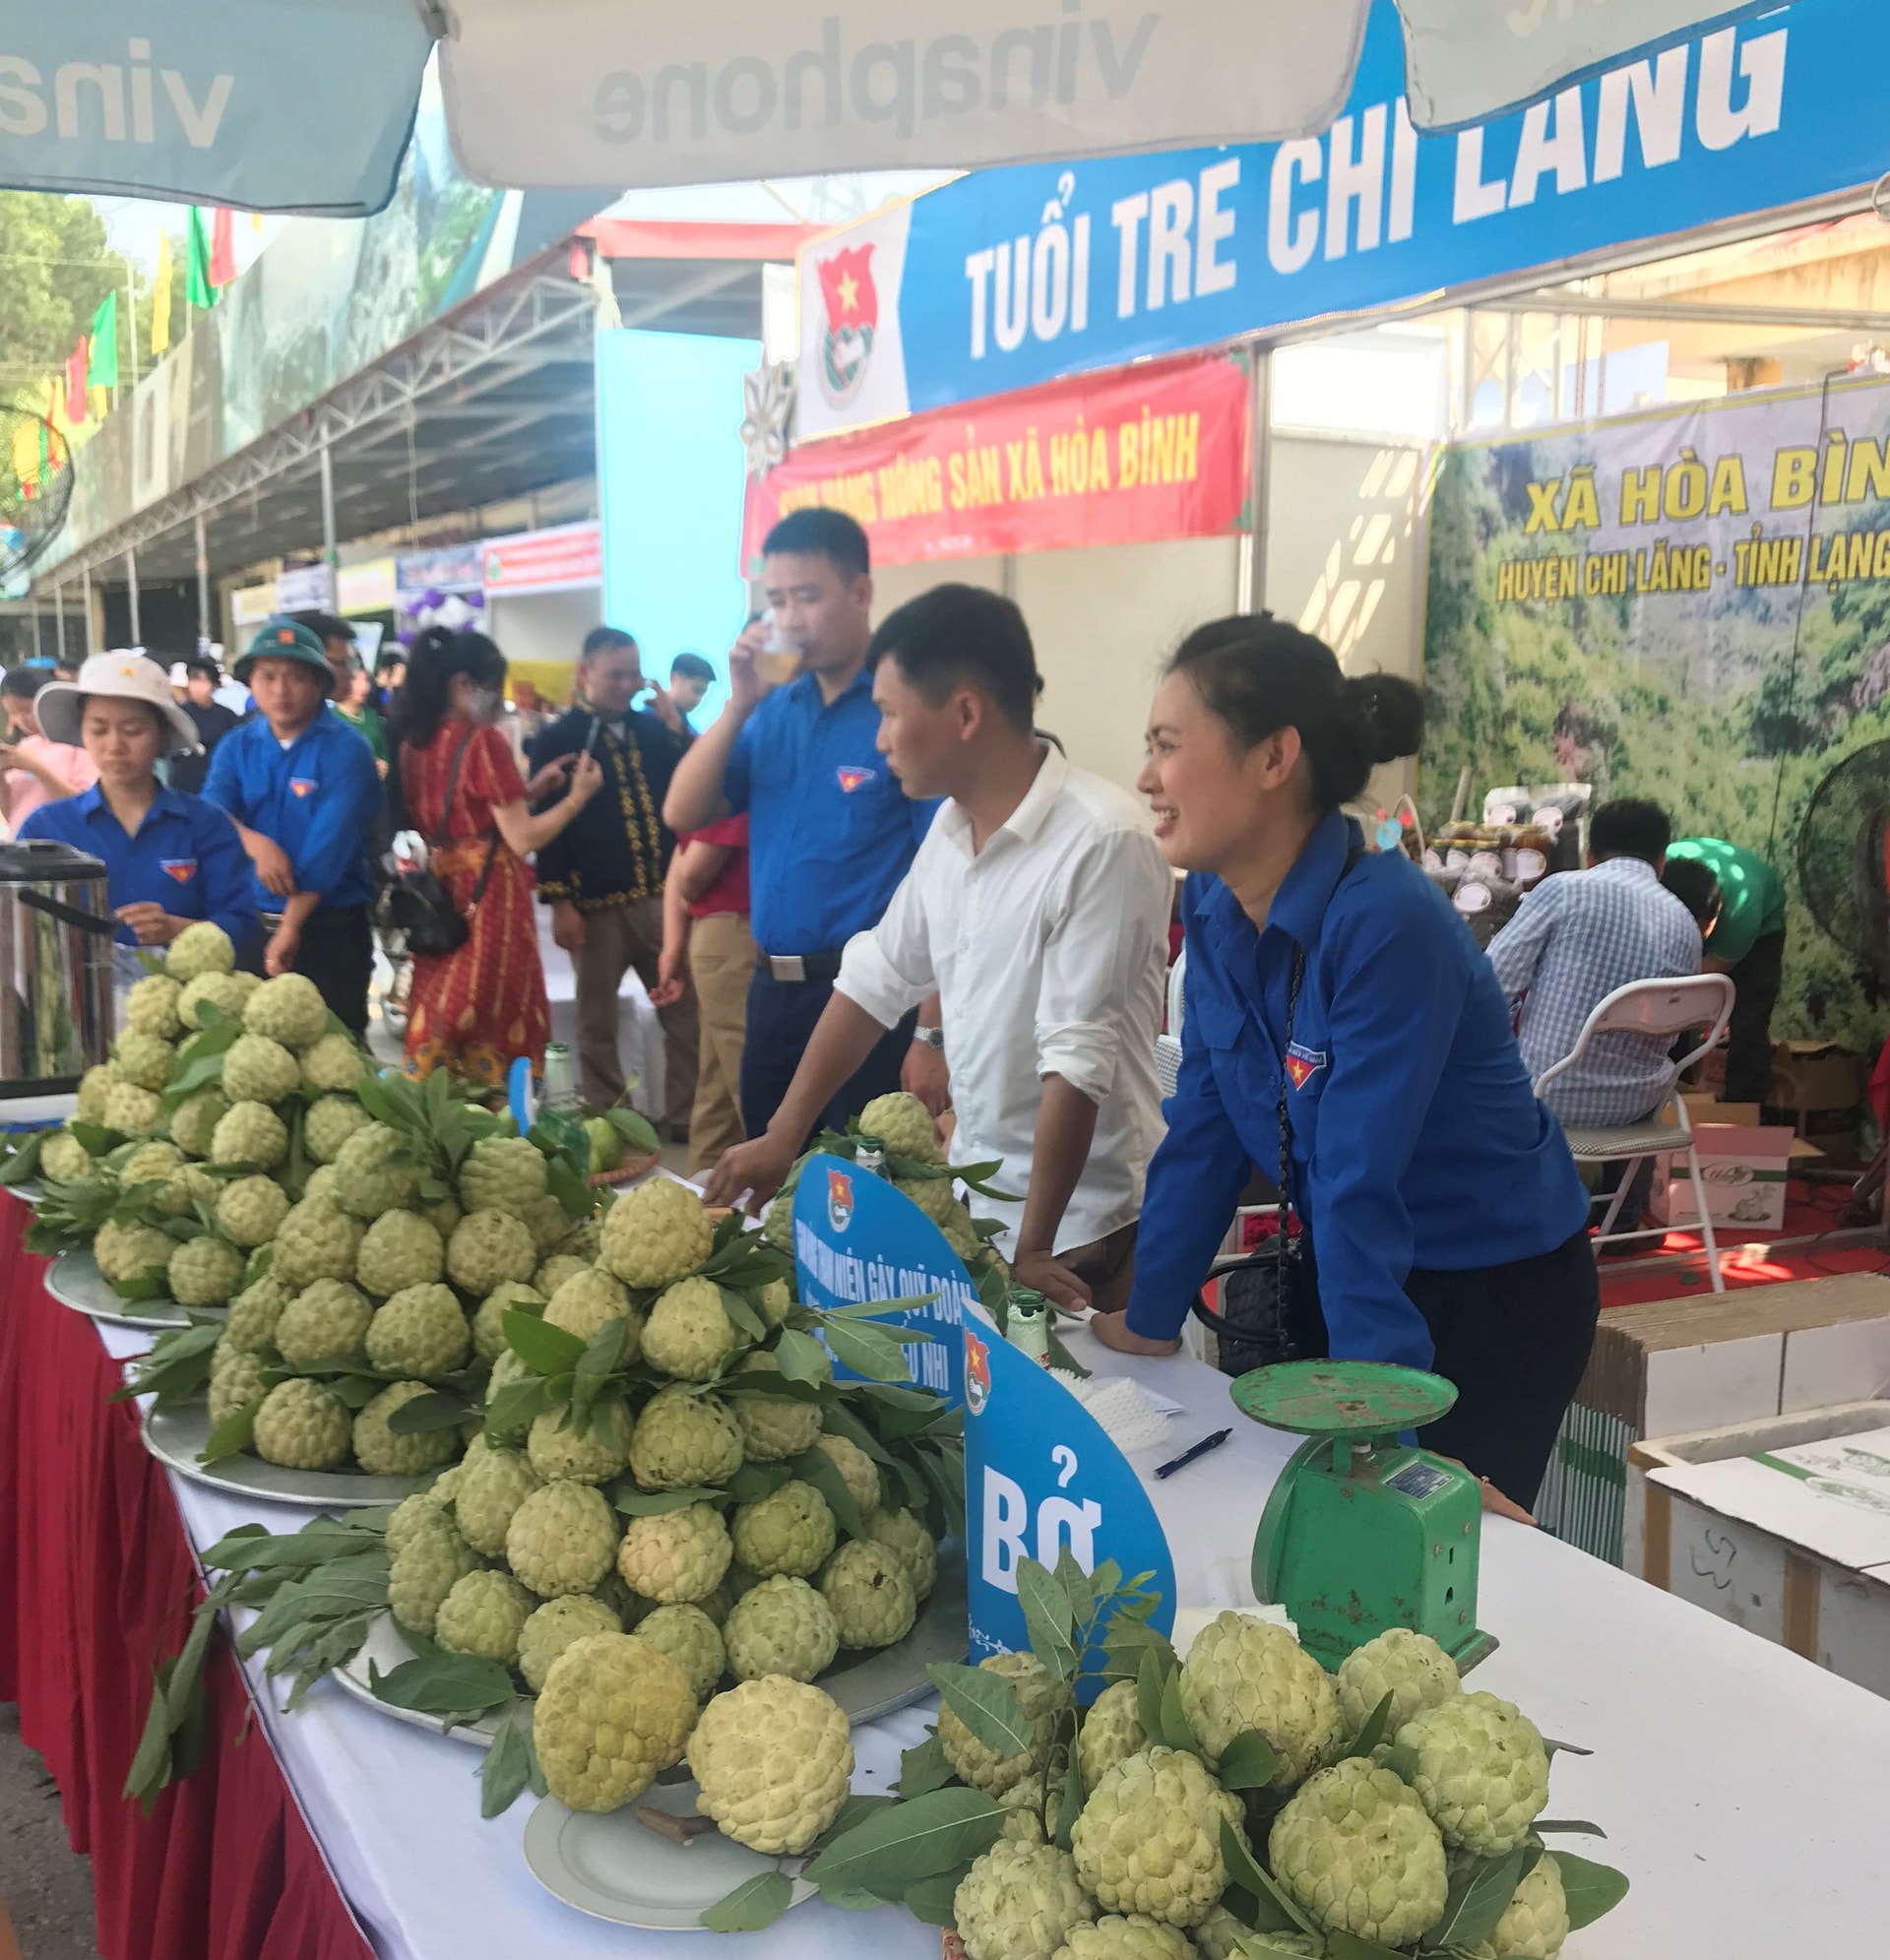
left=0, top=1198, right=374, bottom=1960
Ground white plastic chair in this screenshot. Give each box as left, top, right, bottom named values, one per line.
left=1155, top=947, right=1186, bottom=1098
left=1534, top=975, right=1736, bottom=1292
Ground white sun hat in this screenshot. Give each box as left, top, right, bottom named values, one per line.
left=36, top=651, right=202, bottom=756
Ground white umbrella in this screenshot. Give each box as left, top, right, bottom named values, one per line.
left=2, top=1, right=1795, bottom=215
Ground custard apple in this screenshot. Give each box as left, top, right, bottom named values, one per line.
left=895, top=1173, right=964, bottom=1229
left=535, top=1253, right=592, bottom=1298
left=457, top=1134, right=548, bottom=1218
left=366, top=1283, right=470, bottom=1377
left=152, top=1162, right=220, bottom=1221
left=221, top=1273, right=293, bottom=1354
left=434, top=1569, right=535, bottom=1662
left=721, top=1574, right=839, bottom=1682
left=125, top=974, right=184, bottom=1041
left=1480, top=1851, right=1569, bottom=1958
left=243, top=972, right=327, bottom=1051
left=760, top=1175, right=798, bottom=1253
left=453, top=1442, right=544, bottom=1555
left=113, top=1030, right=176, bottom=1093
left=1268, top=1758, right=1449, bottom=1947
left=472, top=1282, right=543, bottom=1363
left=304, top=1094, right=373, bottom=1165
left=389, top=1513, right=482, bottom=1636
left=386, top=1483, right=455, bottom=1558
left=627, top=1385, right=742, bottom=1490
left=422, top=1195, right=462, bottom=1240
left=353, top=1381, right=459, bottom=1476
left=521, top=1193, right=575, bottom=1255
left=216, top=1174, right=290, bottom=1248
left=103, top=1082, right=164, bottom=1134
left=177, top=970, right=252, bottom=1031
left=857, top=1092, right=943, bottom=1164
left=694, top=1563, right=758, bottom=1629
left=729, top=1352, right=825, bottom=1462
left=221, top=1033, right=299, bottom=1105
left=273, top=1197, right=362, bottom=1288
left=121, top=1139, right=184, bottom=1190
left=1177, top=1612, right=1341, bottom=1789
left=758, top=1278, right=793, bottom=1327
left=641, top=1275, right=742, bottom=1381
left=559, top=1217, right=603, bottom=1261
left=168, top=1234, right=246, bottom=1306
left=75, top=1063, right=121, bottom=1126
left=212, top=1101, right=288, bottom=1170
left=94, top=1218, right=175, bottom=1291
left=542, top=1267, right=637, bottom=1346
left=1052, top=1917, right=1194, bottom=1960
left=518, top=1595, right=623, bottom=1693
left=1071, top=1747, right=1247, bottom=1928
left=506, top=1479, right=622, bottom=1597
left=687, top=1675, right=853, bottom=1855
left=356, top=1210, right=446, bottom=1298
left=333, top=1122, right=423, bottom=1220
left=599, top=1177, right=713, bottom=1288
left=447, top=1208, right=536, bottom=1296
left=954, top=1841, right=1097, bottom=1960
left=818, top=1540, right=915, bottom=1649
left=251, top=1378, right=352, bottom=1470
left=634, top=1603, right=725, bottom=1701
left=1336, top=1627, right=1461, bottom=1740
left=40, top=1131, right=98, bottom=1184
left=940, top=1652, right=1070, bottom=1798
left=616, top=1502, right=732, bottom=1604
left=527, top=1398, right=635, bottom=1486
left=168, top=1089, right=228, bottom=1159
left=166, top=920, right=234, bottom=982
left=207, top=1346, right=271, bottom=1426
left=274, top=1280, right=373, bottom=1368
left=1078, top=1680, right=1151, bottom=1792
left=299, top=1033, right=366, bottom=1095
left=481, top=1350, right=538, bottom=1443
left=534, top=1632, right=696, bottom=1812
left=814, top=1432, right=883, bottom=1517
left=730, top=1481, right=836, bottom=1580
left=1395, top=1692, right=1550, bottom=1857
left=1188, top=1905, right=1277, bottom=1960
left=998, top=1767, right=1072, bottom=1846
left=300, top=1165, right=335, bottom=1208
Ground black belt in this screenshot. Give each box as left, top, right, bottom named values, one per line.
left=761, top=950, right=844, bottom=983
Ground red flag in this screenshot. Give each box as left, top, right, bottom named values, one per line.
left=816, top=244, right=878, bottom=333
left=209, top=207, right=236, bottom=288
left=65, top=342, right=90, bottom=424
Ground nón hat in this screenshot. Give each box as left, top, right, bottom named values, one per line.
left=234, top=616, right=336, bottom=692
left=35, top=651, right=202, bottom=756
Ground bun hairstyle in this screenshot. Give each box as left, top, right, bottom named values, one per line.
left=1166, top=614, right=1424, bottom=813
left=393, top=625, right=507, bottom=753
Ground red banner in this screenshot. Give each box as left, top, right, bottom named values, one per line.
left=481, top=520, right=601, bottom=596
left=745, top=351, right=1250, bottom=569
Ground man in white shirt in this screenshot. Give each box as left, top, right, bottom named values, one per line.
left=704, top=584, right=1171, bottom=1313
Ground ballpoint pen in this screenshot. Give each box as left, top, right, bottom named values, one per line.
left=1154, top=1427, right=1232, bottom=1479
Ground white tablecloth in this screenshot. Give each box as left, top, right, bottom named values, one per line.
left=87, top=1313, right=1890, bottom=1959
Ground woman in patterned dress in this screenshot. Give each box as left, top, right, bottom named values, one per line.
left=393, top=628, right=601, bottom=1086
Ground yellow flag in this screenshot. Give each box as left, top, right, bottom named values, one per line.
left=46, top=375, right=66, bottom=438
left=152, top=230, right=173, bottom=356
left=11, top=416, right=39, bottom=494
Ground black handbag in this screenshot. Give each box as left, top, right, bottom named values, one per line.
left=380, top=727, right=499, bottom=959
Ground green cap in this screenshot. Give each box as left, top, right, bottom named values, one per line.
left=235, top=616, right=336, bottom=692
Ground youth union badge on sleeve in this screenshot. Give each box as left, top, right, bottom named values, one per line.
left=1285, top=1042, right=1327, bottom=1091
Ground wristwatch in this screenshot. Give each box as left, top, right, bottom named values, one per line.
left=912, top=1025, right=945, bottom=1051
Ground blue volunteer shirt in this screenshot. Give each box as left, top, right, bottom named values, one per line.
left=19, top=785, right=259, bottom=952
left=725, top=667, right=939, bottom=955
left=202, top=711, right=381, bottom=914
left=1127, top=810, right=1590, bottom=1368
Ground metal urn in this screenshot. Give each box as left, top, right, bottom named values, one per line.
left=0, top=840, right=116, bottom=1097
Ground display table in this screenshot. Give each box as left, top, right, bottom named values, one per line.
left=5, top=1189, right=1889, bottom=1958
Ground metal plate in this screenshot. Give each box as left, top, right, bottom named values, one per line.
left=333, top=1612, right=505, bottom=1745
left=47, top=1248, right=201, bottom=1331
left=141, top=1401, right=430, bottom=1506
left=1230, top=1360, right=1458, bottom=1437
left=524, top=1789, right=815, bottom=1932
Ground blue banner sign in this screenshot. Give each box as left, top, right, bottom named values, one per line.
left=791, top=1153, right=976, bottom=1406
left=795, top=0, right=1889, bottom=438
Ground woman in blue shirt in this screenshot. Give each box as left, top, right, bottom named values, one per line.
left=19, top=652, right=258, bottom=956
left=1093, top=617, right=1597, bottom=1510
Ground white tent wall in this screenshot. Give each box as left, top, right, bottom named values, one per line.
left=487, top=588, right=602, bottom=701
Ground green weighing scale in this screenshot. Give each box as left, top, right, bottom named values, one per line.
left=1234, top=1360, right=1497, bottom=1674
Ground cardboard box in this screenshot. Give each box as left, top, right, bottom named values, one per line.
left=1625, top=1402, right=1890, bottom=1700
left=1769, top=1041, right=1865, bottom=1122
left=1645, top=1097, right=1820, bottom=1232
left=1534, top=1275, right=1890, bottom=1563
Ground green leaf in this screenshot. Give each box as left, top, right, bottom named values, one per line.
left=821, top=1291, right=940, bottom=1322
left=197, top=1402, right=259, bottom=1464
left=1325, top=1934, right=1408, bottom=1960
left=1054, top=1547, right=1094, bottom=1623
left=804, top=1787, right=1005, bottom=1892
left=902, top=1869, right=968, bottom=1928
left=1016, top=1558, right=1078, bottom=1680
left=1541, top=1737, right=1593, bottom=1758
left=1214, top=1729, right=1281, bottom=1792
left=479, top=1710, right=541, bottom=1818
left=1053, top=1733, right=1085, bottom=1852
left=897, top=1734, right=955, bottom=1798
left=1136, top=1644, right=1168, bottom=1748
left=700, top=1870, right=794, bottom=1934
left=726, top=1461, right=791, bottom=1504
left=386, top=1389, right=475, bottom=1434
left=1377, top=1743, right=1419, bottom=1784
left=544, top=1157, right=592, bottom=1220
left=925, top=1662, right=1032, bottom=1759
left=822, top=1314, right=914, bottom=1383
left=1553, top=1853, right=1630, bottom=1930
left=789, top=1444, right=867, bottom=1539
left=367, top=1652, right=516, bottom=1720
left=1422, top=1847, right=1532, bottom=1953
left=605, top=1106, right=662, bottom=1157
left=1221, top=1822, right=1316, bottom=1936
left=1534, top=1819, right=1606, bottom=1837
left=611, top=1485, right=724, bottom=1517
left=569, top=1317, right=630, bottom=1426
left=717, top=1285, right=768, bottom=1342
left=504, top=1308, right=587, bottom=1375
left=1343, top=1691, right=1397, bottom=1762
left=773, top=1327, right=834, bottom=1383
left=483, top=1374, right=550, bottom=1440
left=1158, top=1670, right=1198, bottom=1753
left=0, top=1129, right=45, bottom=1187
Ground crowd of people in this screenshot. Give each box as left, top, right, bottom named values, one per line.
left=0, top=505, right=1796, bottom=1506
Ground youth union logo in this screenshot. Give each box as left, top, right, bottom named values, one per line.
left=964, top=1328, right=992, bottom=1416
left=826, top=1167, right=855, bottom=1233
left=814, top=244, right=877, bottom=410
